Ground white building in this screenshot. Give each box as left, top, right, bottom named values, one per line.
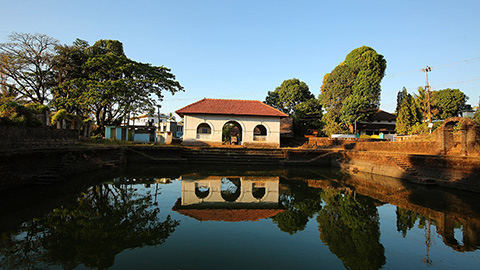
left=128, top=114, right=165, bottom=126
left=175, top=98, right=288, bottom=147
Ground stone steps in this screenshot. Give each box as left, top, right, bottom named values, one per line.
left=181, top=148, right=286, bottom=164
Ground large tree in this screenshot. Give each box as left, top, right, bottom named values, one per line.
left=430, top=88, right=467, bottom=119
left=52, top=39, right=184, bottom=130
left=0, top=32, right=59, bottom=104
left=264, top=78, right=314, bottom=115
left=319, top=46, right=386, bottom=134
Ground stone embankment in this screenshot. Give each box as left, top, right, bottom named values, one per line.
left=0, top=142, right=479, bottom=193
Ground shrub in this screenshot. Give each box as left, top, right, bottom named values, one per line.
left=51, top=109, right=68, bottom=125
left=0, top=101, right=43, bottom=126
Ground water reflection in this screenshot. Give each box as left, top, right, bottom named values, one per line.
left=317, top=189, right=385, bottom=270
left=0, top=165, right=479, bottom=269
left=0, top=182, right=179, bottom=269
left=173, top=175, right=283, bottom=222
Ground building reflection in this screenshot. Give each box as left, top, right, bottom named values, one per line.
left=173, top=175, right=283, bottom=222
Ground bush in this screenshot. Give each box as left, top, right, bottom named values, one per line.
left=51, top=109, right=68, bottom=125
left=0, top=101, right=43, bottom=126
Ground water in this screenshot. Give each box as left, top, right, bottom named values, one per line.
left=1, top=164, right=479, bottom=270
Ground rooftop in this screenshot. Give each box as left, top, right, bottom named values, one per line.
left=175, top=98, right=288, bottom=118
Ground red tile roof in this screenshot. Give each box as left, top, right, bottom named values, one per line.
left=175, top=98, right=288, bottom=118
left=172, top=199, right=284, bottom=222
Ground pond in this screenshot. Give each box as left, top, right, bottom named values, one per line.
left=1, top=164, right=479, bottom=269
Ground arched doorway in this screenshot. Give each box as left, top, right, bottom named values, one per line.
left=221, top=177, right=241, bottom=202
left=439, top=117, right=478, bottom=156
left=222, top=121, right=242, bottom=145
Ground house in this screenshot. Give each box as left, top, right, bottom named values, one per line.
left=356, top=110, right=396, bottom=136
left=175, top=98, right=288, bottom=147
left=128, top=114, right=164, bottom=126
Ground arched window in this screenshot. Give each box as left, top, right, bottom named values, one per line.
left=252, top=182, right=266, bottom=199
left=253, top=125, right=267, bottom=141
left=196, top=123, right=211, bottom=139
left=195, top=183, right=210, bottom=199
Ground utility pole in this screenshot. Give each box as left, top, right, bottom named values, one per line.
left=422, top=66, right=433, bottom=132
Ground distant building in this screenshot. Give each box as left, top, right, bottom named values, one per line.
left=175, top=98, right=288, bottom=147
left=458, top=104, right=475, bottom=118
left=356, top=110, right=396, bottom=136
left=128, top=114, right=165, bottom=126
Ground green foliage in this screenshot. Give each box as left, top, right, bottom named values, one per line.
left=474, top=109, right=480, bottom=124
left=414, top=87, right=428, bottom=121
left=396, top=207, right=418, bottom=238
left=395, top=93, right=420, bottom=134
left=52, top=39, right=184, bottom=130
left=317, top=189, right=385, bottom=270
left=25, top=103, right=49, bottom=114
left=395, top=87, right=408, bottom=115
left=293, top=98, right=323, bottom=135
left=431, top=88, right=467, bottom=119
left=0, top=101, right=42, bottom=126
left=319, top=65, right=356, bottom=118
left=272, top=211, right=309, bottom=235
left=273, top=180, right=323, bottom=235
left=319, top=46, right=386, bottom=130
left=408, top=121, right=442, bottom=135
left=0, top=184, right=179, bottom=269
left=265, top=78, right=314, bottom=115
left=51, top=109, right=68, bottom=125
left=322, top=111, right=348, bottom=136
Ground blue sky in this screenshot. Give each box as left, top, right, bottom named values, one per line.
left=1, top=0, right=479, bottom=116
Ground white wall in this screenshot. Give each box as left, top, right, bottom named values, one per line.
left=182, top=114, right=282, bottom=146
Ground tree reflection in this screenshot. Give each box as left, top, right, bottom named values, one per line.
left=317, top=189, right=385, bottom=270
left=273, top=180, right=323, bottom=235
left=396, top=207, right=419, bottom=237
left=0, top=184, right=179, bottom=269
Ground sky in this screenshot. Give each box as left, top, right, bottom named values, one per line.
left=1, top=0, right=479, bottom=116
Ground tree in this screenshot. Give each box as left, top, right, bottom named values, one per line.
left=340, top=46, right=386, bottom=127
left=414, top=87, right=428, bottom=121
left=319, top=46, right=386, bottom=133
left=474, top=99, right=480, bottom=124
left=293, top=98, right=323, bottom=134
left=52, top=39, right=184, bottom=131
left=430, top=88, right=467, bottom=119
left=0, top=32, right=59, bottom=104
left=264, top=78, right=314, bottom=115
left=395, top=92, right=420, bottom=134
left=395, top=87, right=408, bottom=114
left=319, top=64, right=356, bottom=126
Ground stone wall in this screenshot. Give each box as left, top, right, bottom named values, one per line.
left=343, top=141, right=441, bottom=155
left=0, top=147, right=125, bottom=191
left=333, top=150, right=480, bottom=193
left=0, top=125, right=79, bottom=149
